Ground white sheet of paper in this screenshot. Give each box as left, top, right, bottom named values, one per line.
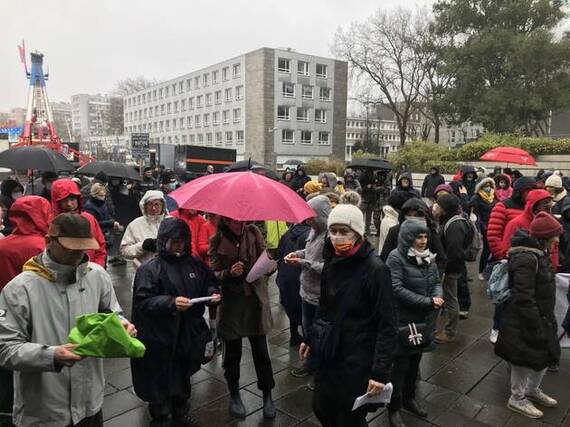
left=246, top=250, right=278, bottom=283
left=189, top=296, right=217, bottom=304
left=351, top=382, right=394, bottom=411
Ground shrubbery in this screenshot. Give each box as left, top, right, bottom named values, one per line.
left=305, top=158, right=346, bottom=177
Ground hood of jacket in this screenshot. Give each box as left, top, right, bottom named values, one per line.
left=383, top=204, right=400, bottom=221
left=475, top=177, right=496, bottom=193
left=320, top=172, right=338, bottom=189
left=397, top=171, right=414, bottom=188
left=429, top=166, right=441, bottom=175
left=157, top=217, right=191, bottom=260
left=512, top=176, right=537, bottom=204
left=9, top=195, right=51, bottom=236
left=434, top=183, right=453, bottom=195
left=509, top=228, right=544, bottom=257
left=460, top=165, right=476, bottom=177
left=308, top=195, right=331, bottom=232
left=288, top=223, right=311, bottom=241
left=139, top=190, right=166, bottom=216
left=51, top=179, right=82, bottom=215
left=0, top=179, right=24, bottom=198
left=397, top=219, right=429, bottom=255
left=495, top=173, right=512, bottom=187
left=523, top=189, right=551, bottom=217
left=398, top=197, right=429, bottom=223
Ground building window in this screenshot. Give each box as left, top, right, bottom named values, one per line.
left=195, top=115, right=201, bottom=128
left=225, top=88, right=233, bottom=102
left=319, top=87, right=331, bottom=101
left=212, top=70, right=218, bottom=84
left=225, top=131, right=233, bottom=144
left=213, top=111, right=220, bottom=125
left=172, top=84, right=177, bottom=95
left=222, top=67, right=229, bottom=81
left=216, top=132, right=223, bottom=145
left=319, top=131, right=330, bottom=145
left=235, top=85, right=244, bottom=100
left=159, top=88, right=163, bottom=99
left=161, top=104, right=165, bottom=115
left=236, top=130, right=244, bottom=145
left=167, top=103, right=172, bottom=114
left=179, top=118, right=184, bottom=129
left=142, top=94, right=146, bottom=103
left=205, top=93, right=212, bottom=107
left=301, top=130, right=312, bottom=144
left=196, top=95, right=203, bottom=108
left=222, top=110, right=229, bottom=124
left=173, top=101, right=178, bottom=113
left=188, top=97, right=194, bottom=110
left=278, top=58, right=291, bottom=73
left=302, top=85, right=313, bottom=99
left=206, top=133, right=213, bottom=145
left=215, top=91, right=222, bottom=105
left=233, top=108, right=241, bottom=123
left=277, top=106, right=290, bottom=120
left=204, top=113, right=210, bottom=127
left=165, top=86, right=170, bottom=97
left=316, top=64, right=328, bottom=78
left=153, top=90, right=157, bottom=100
left=182, top=135, right=187, bottom=144
left=198, top=134, right=204, bottom=144
left=203, top=73, right=209, bottom=87
left=282, top=82, right=295, bottom=98
left=172, top=119, right=177, bottom=130
left=297, top=107, right=309, bottom=122
left=181, top=99, right=186, bottom=111
left=194, top=77, right=200, bottom=89
left=179, top=81, right=184, bottom=93
left=137, top=95, right=141, bottom=105
left=232, top=63, right=241, bottom=78
left=190, top=134, right=195, bottom=144
left=282, top=129, right=294, bottom=144
left=298, top=61, right=310, bottom=76
left=165, top=120, right=170, bottom=130
left=154, top=106, right=159, bottom=116
left=186, top=79, right=191, bottom=91
left=315, top=109, right=327, bottom=123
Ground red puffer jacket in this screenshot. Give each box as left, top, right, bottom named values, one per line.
left=487, top=177, right=537, bottom=259
left=499, top=189, right=559, bottom=269
left=171, top=209, right=205, bottom=258
left=51, top=179, right=107, bottom=267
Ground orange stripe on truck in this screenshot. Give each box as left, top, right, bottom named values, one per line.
left=186, top=158, right=234, bottom=165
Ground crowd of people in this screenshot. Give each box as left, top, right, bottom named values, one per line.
left=0, top=162, right=567, bottom=427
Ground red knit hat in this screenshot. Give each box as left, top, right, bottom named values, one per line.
left=530, top=212, right=562, bottom=239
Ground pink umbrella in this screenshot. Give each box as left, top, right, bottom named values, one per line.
left=169, top=171, right=315, bottom=223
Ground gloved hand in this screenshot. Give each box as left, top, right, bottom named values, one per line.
left=142, top=238, right=157, bottom=252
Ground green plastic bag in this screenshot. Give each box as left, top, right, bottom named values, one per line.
left=67, top=313, right=145, bottom=358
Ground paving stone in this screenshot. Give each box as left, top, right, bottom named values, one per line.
left=193, top=389, right=263, bottom=426
left=106, top=367, right=132, bottom=391
left=429, top=359, right=494, bottom=394
left=433, top=410, right=472, bottom=426
left=416, top=380, right=438, bottom=399
left=245, top=369, right=308, bottom=400
left=190, top=378, right=228, bottom=410
left=420, top=352, right=452, bottom=379
left=274, top=386, right=314, bottom=420
left=474, top=403, right=511, bottom=426
left=231, top=408, right=299, bottom=426
left=102, top=389, right=145, bottom=421
left=103, top=405, right=149, bottom=427
left=104, top=383, right=118, bottom=397
left=449, top=394, right=485, bottom=418
left=424, top=386, right=461, bottom=409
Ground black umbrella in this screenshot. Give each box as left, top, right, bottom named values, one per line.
left=0, top=146, right=75, bottom=172
left=76, top=160, right=141, bottom=181
left=346, top=157, right=392, bottom=171
left=225, top=159, right=279, bottom=181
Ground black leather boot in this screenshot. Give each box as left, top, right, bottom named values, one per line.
left=227, top=382, right=246, bottom=419
left=262, top=390, right=276, bottom=419
left=388, top=409, right=406, bottom=427
left=403, top=398, right=427, bottom=417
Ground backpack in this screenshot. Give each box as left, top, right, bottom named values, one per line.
left=443, top=215, right=481, bottom=262
left=486, top=260, right=510, bottom=304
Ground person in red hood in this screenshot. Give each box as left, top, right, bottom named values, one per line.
left=197, top=213, right=220, bottom=266
left=499, top=189, right=558, bottom=268
left=50, top=179, right=107, bottom=267
left=0, top=196, right=51, bottom=290
left=171, top=208, right=205, bottom=258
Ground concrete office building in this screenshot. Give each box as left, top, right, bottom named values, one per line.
left=71, top=94, right=123, bottom=142
left=123, top=47, right=347, bottom=167
left=345, top=117, right=404, bottom=161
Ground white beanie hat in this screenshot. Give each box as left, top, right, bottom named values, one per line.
left=327, top=204, right=365, bottom=237
left=545, top=174, right=563, bottom=189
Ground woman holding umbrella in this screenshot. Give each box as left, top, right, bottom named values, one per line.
left=208, top=217, right=276, bottom=420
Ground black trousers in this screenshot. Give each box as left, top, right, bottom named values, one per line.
left=388, top=352, right=423, bottom=410
left=223, top=336, right=275, bottom=391
left=0, top=367, right=13, bottom=414
left=69, top=411, right=103, bottom=427
left=313, top=382, right=368, bottom=427
left=149, top=395, right=190, bottom=421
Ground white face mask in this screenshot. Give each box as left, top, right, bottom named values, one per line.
left=12, top=192, right=23, bottom=200
left=93, top=194, right=106, bottom=201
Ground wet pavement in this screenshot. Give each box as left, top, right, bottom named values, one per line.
left=98, top=255, right=570, bottom=427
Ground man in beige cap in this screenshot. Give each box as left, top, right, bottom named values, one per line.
left=0, top=213, right=136, bottom=427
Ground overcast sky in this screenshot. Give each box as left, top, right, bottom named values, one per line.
left=0, top=0, right=434, bottom=112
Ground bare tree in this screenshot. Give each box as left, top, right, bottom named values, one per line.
left=110, top=76, right=160, bottom=97
left=334, top=8, right=429, bottom=146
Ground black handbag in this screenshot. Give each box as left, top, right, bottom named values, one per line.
left=397, top=322, right=432, bottom=351
left=311, top=255, right=370, bottom=370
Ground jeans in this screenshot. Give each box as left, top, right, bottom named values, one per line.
left=388, top=352, right=423, bottom=410
left=510, top=365, right=547, bottom=401
left=313, top=382, right=368, bottom=427
left=301, top=300, right=318, bottom=371
left=479, top=234, right=491, bottom=274
left=223, top=336, right=275, bottom=391
left=457, top=265, right=471, bottom=312
left=442, top=273, right=460, bottom=337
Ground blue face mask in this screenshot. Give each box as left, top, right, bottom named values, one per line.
left=168, top=182, right=177, bottom=191
left=483, top=187, right=493, bottom=194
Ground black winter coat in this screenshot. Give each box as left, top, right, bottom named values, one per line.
left=131, top=218, right=219, bottom=403
left=469, top=194, right=496, bottom=232
left=83, top=197, right=115, bottom=231
left=440, top=215, right=472, bottom=275
left=495, top=230, right=560, bottom=370
left=276, top=223, right=310, bottom=324
left=386, top=221, right=442, bottom=354
left=421, top=172, right=445, bottom=199
left=314, top=240, right=397, bottom=410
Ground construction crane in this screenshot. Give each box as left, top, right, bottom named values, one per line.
left=13, top=41, right=92, bottom=165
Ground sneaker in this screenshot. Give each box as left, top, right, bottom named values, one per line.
left=478, top=273, right=485, bottom=281
left=434, top=331, right=455, bottom=344
left=290, top=366, right=310, bottom=378
left=489, top=329, right=499, bottom=344
left=507, top=398, right=543, bottom=419
left=459, top=311, right=469, bottom=319
left=526, top=389, right=557, bottom=408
